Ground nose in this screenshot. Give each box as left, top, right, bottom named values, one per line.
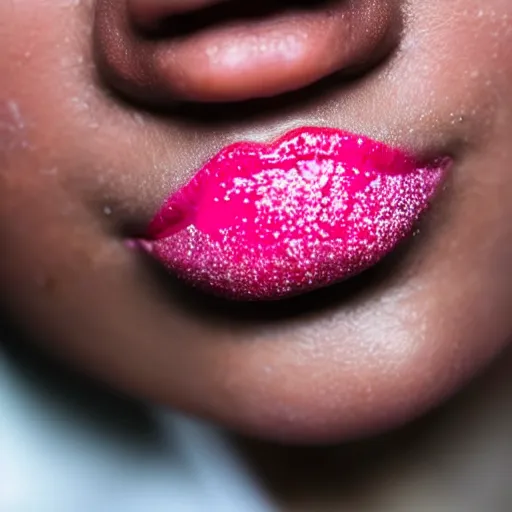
left=95, top=0, right=400, bottom=104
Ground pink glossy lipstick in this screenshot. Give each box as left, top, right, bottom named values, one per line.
left=141, top=127, right=448, bottom=300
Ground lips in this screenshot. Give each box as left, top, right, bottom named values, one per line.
left=140, top=127, right=448, bottom=300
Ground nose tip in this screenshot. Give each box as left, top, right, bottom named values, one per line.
left=95, top=0, right=400, bottom=104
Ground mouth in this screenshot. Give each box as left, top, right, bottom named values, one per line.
left=136, top=127, right=450, bottom=301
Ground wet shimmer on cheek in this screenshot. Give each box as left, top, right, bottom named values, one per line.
left=142, top=127, right=447, bottom=300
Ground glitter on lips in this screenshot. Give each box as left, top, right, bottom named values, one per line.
left=143, top=127, right=445, bottom=300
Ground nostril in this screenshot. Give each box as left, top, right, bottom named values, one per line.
left=95, top=0, right=401, bottom=104
left=128, top=0, right=229, bottom=29
left=128, top=0, right=341, bottom=42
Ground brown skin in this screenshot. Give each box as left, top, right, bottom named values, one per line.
left=236, top=348, right=512, bottom=510
left=1, top=0, right=512, bottom=452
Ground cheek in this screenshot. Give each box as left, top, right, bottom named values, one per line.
left=0, top=101, right=30, bottom=158
left=0, top=1, right=92, bottom=165
left=0, top=0, right=195, bottom=219
left=391, top=0, right=512, bottom=141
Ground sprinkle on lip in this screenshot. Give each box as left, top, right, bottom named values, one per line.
left=140, top=127, right=448, bottom=300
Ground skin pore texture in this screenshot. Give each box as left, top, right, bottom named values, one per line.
left=1, top=0, right=512, bottom=469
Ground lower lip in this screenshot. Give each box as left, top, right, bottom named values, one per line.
left=139, top=127, right=449, bottom=300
